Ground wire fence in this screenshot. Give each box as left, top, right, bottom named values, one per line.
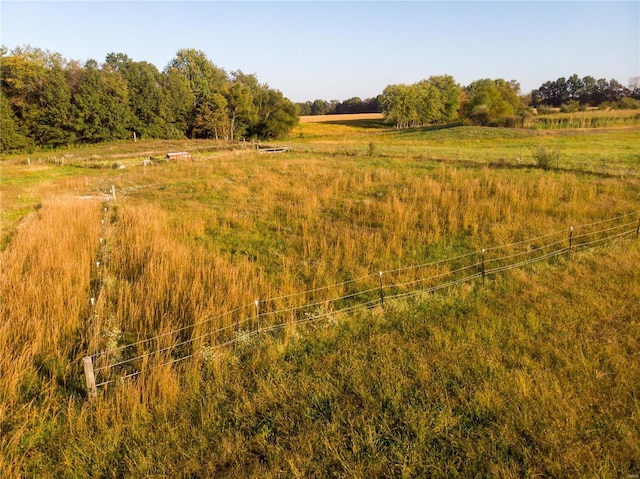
left=83, top=209, right=640, bottom=391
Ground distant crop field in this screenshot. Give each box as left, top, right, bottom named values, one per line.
left=299, top=112, right=384, bottom=123
left=2, top=120, right=639, bottom=477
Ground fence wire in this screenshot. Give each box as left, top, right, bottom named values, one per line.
left=87, top=211, right=639, bottom=389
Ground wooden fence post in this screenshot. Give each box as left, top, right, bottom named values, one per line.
left=568, top=226, right=574, bottom=256
left=378, top=271, right=384, bottom=308
left=636, top=214, right=639, bottom=239
left=254, top=299, right=260, bottom=328
left=481, top=248, right=486, bottom=284
left=82, top=356, right=97, bottom=399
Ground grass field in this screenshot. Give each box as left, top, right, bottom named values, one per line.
left=1, top=115, right=639, bottom=477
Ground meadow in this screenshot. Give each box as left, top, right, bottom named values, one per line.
left=1, top=113, right=639, bottom=477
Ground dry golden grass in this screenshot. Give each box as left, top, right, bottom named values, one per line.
left=299, top=113, right=384, bottom=123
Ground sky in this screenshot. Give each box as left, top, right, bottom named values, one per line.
left=1, top=1, right=638, bottom=102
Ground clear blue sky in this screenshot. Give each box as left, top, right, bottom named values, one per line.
left=2, top=1, right=638, bottom=102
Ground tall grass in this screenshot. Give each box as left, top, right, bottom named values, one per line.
left=527, top=109, right=640, bottom=129
left=1, top=121, right=639, bottom=476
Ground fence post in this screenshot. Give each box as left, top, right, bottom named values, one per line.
left=481, top=248, right=486, bottom=284
left=378, top=271, right=384, bottom=308
left=636, top=214, right=639, bottom=239
left=111, top=185, right=116, bottom=201
left=568, top=226, right=574, bottom=256
left=82, top=356, right=97, bottom=399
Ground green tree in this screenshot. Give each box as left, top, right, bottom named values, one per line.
left=72, top=60, right=131, bottom=142
left=1, top=46, right=74, bottom=147
left=193, top=92, right=228, bottom=139
left=105, top=53, right=168, bottom=139
left=254, top=88, right=299, bottom=138
left=310, top=99, right=330, bottom=115
left=227, top=72, right=260, bottom=139
left=163, top=67, right=193, bottom=138
left=463, top=78, right=523, bottom=126
left=0, top=90, right=32, bottom=151
left=297, top=101, right=312, bottom=116
left=36, top=63, right=75, bottom=146
left=429, top=74, right=462, bottom=122
left=415, top=80, right=440, bottom=126
left=382, top=84, right=418, bottom=128
left=166, top=49, right=228, bottom=137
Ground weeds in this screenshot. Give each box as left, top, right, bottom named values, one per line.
left=532, top=145, right=560, bottom=169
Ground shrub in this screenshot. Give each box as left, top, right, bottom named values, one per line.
left=615, top=97, right=640, bottom=110
left=560, top=101, right=580, bottom=113
left=532, top=146, right=560, bottom=169
left=536, top=107, right=557, bottom=115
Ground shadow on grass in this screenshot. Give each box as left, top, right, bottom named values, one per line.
left=392, top=122, right=465, bottom=134
left=323, top=118, right=389, bottom=129
left=418, top=155, right=633, bottom=179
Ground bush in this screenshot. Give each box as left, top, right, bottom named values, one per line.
left=532, top=146, right=560, bottom=169
left=615, top=97, right=640, bottom=110
left=560, top=101, right=580, bottom=113
left=536, top=107, right=558, bottom=115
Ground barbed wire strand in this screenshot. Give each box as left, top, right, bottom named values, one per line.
left=574, top=210, right=639, bottom=229
left=91, top=213, right=639, bottom=384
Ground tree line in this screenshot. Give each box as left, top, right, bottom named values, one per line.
left=296, top=96, right=383, bottom=116
left=299, top=75, right=640, bottom=130
left=3, top=42, right=639, bottom=152
left=1, top=46, right=299, bottom=152
left=530, top=74, right=640, bottom=110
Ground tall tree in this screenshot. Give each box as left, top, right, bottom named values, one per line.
left=382, top=84, right=418, bottom=128
left=105, top=53, right=168, bottom=139
left=415, top=81, right=440, bottom=126
left=193, top=92, right=228, bottom=139
left=166, top=49, right=228, bottom=137
left=254, top=88, right=299, bottom=138
left=227, top=72, right=260, bottom=139
left=429, top=74, right=462, bottom=122
left=1, top=46, right=74, bottom=147
left=0, top=90, right=32, bottom=151
left=163, top=67, right=193, bottom=138
left=72, top=60, right=131, bottom=142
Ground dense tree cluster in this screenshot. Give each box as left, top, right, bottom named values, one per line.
left=462, top=78, right=526, bottom=127
left=382, top=75, right=463, bottom=128
left=531, top=75, right=640, bottom=109
left=296, top=96, right=382, bottom=116
left=1, top=46, right=299, bottom=151
left=379, top=76, right=525, bottom=129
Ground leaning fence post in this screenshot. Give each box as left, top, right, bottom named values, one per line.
left=378, top=271, right=384, bottom=308
left=82, top=356, right=97, bottom=399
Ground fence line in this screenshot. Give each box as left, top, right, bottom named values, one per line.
left=85, top=210, right=639, bottom=391
left=84, top=194, right=116, bottom=397
left=88, top=221, right=600, bottom=363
